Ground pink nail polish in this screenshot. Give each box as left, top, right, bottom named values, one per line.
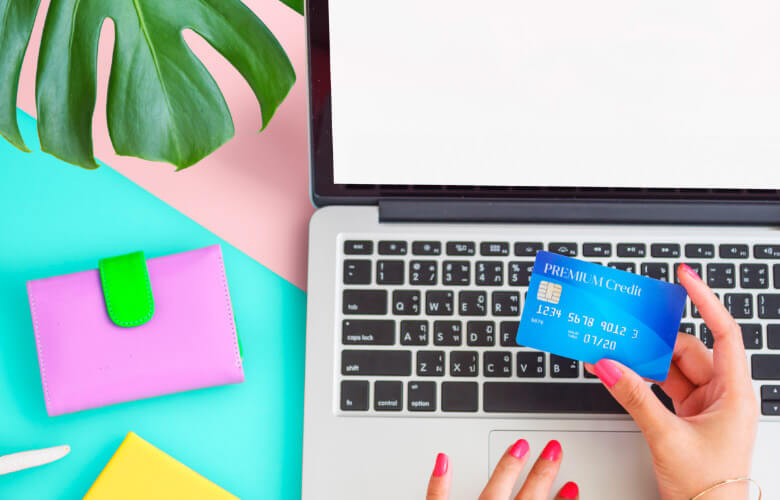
left=678, top=263, right=701, bottom=280
left=540, top=440, right=562, bottom=461
left=433, top=453, right=448, bottom=477
left=509, top=439, right=529, bottom=459
left=558, top=481, right=579, bottom=499
left=593, top=359, right=623, bottom=388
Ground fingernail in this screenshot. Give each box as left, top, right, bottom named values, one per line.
left=433, top=453, right=448, bottom=477
left=540, top=440, right=562, bottom=461
left=509, top=439, right=529, bottom=459
left=593, top=359, right=623, bottom=388
left=558, top=481, right=579, bottom=499
left=679, top=263, right=701, bottom=280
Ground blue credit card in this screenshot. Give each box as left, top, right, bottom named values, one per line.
left=516, top=251, right=687, bottom=381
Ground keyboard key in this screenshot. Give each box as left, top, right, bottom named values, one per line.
left=433, top=321, right=462, bottom=345
left=762, top=385, right=780, bottom=401
left=481, top=242, right=509, bottom=256
left=493, top=291, right=520, bottom=316
left=376, top=260, right=404, bottom=284
left=483, top=382, right=625, bottom=413
left=450, top=351, right=479, bottom=377
left=700, top=324, right=714, bottom=348
left=549, top=242, right=577, bottom=257
left=442, top=382, right=478, bottom=412
left=752, top=354, right=780, bottom=380
left=426, top=291, right=454, bottom=316
left=509, top=261, right=534, bottom=286
left=410, top=261, right=437, bottom=285
left=652, top=384, right=676, bottom=414
left=775, top=264, right=780, bottom=289
left=447, top=241, right=475, bottom=256
left=466, top=321, right=496, bottom=346
left=500, top=321, right=521, bottom=347
left=341, top=380, right=369, bottom=411
left=763, top=401, right=780, bottom=416
left=741, top=264, right=769, bottom=289
left=608, top=262, right=636, bottom=273
left=550, top=355, right=579, bottom=378
left=344, top=240, right=372, bottom=255
left=459, top=291, right=487, bottom=316
left=342, top=320, right=395, bottom=345
left=685, top=244, right=715, bottom=259
left=516, top=352, right=545, bottom=377
left=476, top=261, right=504, bottom=286
left=754, top=245, right=780, bottom=259
left=691, top=299, right=701, bottom=318
left=583, top=243, right=612, bottom=257
left=719, top=244, right=749, bottom=259
left=724, top=294, right=753, bottom=319
left=484, top=352, right=512, bottom=377
left=651, top=243, right=681, bottom=258
left=674, top=262, right=702, bottom=284
left=679, top=322, right=695, bottom=335
left=443, top=261, right=470, bottom=286
left=416, top=351, right=445, bottom=376
left=617, top=243, right=646, bottom=258
left=344, top=260, right=371, bottom=284
left=343, top=290, right=387, bottom=315
left=393, top=290, right=421, bottom=315
left=374, top=381, right=403, bottom=411
left=769, top=325, right=780, bottom=349
left=342, top=350, right=411, bottom=376
left=378, top=241, right=407, bottom=255
left=515, top=242, right=543, bottom=256
left=641, top=263, right=669, bottom=281
left=758, top=294, right=780, bottom=319
left=740, top=324, right=763, bottom=350
left=412, top=241, right=441, bottom=255
left=408, top=381, right=436, bottom=411
left=400, top=320, right=429, bottom=345
left=706, top=264, right=736, bottom=288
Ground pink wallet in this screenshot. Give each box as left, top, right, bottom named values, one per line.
left=27, top=245, right=244, bottom=417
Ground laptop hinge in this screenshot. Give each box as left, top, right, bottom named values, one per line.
left=378, top=199, right=780, bottom=225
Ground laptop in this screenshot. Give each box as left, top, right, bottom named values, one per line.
left=302, top=1, right=780, bottom=498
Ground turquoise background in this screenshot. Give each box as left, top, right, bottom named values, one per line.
left=0, top=111, right=307, bottom=499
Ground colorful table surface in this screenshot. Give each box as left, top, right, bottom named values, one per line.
left=0, top=111, right=308, bottom=499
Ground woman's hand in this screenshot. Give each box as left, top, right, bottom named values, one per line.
left=585, top=263, right=759, bottom=500
left=425, top=440, right=579, bottom=500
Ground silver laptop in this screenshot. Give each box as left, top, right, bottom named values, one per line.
left=301, top=1, right=780, bottom=498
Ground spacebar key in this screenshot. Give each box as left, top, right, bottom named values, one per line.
left=484, top=382, right=626, bottom=413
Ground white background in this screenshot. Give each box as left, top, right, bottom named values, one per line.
left=328, top=0, right=780, bottom=189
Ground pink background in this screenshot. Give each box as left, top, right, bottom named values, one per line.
left=17, top=0, right=314, bottom=290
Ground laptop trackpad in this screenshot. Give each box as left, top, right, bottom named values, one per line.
left=489, top=430, right=660, bottom=499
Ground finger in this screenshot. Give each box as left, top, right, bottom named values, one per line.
left=678, top=264, right=749, bottom=382
left=426, top=453, right=451, bottom=500
left=554, top=481, right=580, bottom=500
left=670, top=331, right=714, bottom=386
left=479, top=440, right=530, bottom=500
left=514, top=440, right=562, bottom=500
left=656, top=362, right=696, bottom=404
left=591, top=359, right=676, bottom=439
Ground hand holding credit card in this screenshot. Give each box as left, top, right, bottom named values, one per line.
left=516, top=251, right=687, bottom=381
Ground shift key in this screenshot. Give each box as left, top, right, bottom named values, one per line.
left=343, top=290, right=388, bottom=315
left=342, top=350, right=412, bottom=376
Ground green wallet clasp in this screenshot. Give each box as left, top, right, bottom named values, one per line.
left=98, top=251, right=155, bottom=328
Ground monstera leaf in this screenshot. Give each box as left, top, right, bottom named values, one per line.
left=0, top=0, right=300, bottom=169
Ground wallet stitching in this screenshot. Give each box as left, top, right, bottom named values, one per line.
left=27, top=284, right=52, bottom=412
left=99, top=255, right=154, bottom=327
left=216, top=247, right=242, bottom=368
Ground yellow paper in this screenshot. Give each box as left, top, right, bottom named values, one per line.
left=84, top=432, right=239, bottom=499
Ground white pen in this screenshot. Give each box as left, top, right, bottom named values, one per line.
left=0, top=445, right=70, bottom=475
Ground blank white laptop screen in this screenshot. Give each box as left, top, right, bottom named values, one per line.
left=327, top=0, right=780, bottom=189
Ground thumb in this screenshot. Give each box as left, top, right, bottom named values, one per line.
left=587, top=359, right=676, bottom=438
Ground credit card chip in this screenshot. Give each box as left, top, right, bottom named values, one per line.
left=537, top=281, right=562, bottom=304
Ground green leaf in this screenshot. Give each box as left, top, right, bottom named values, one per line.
left=279, top=0, right=303, bottom=15
left=32, top=0, right=296, bottom=170
left=0, top=0, right=42, bottom=152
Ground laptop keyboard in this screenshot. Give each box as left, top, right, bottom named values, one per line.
left=337, top=238, right=780, bottom=417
